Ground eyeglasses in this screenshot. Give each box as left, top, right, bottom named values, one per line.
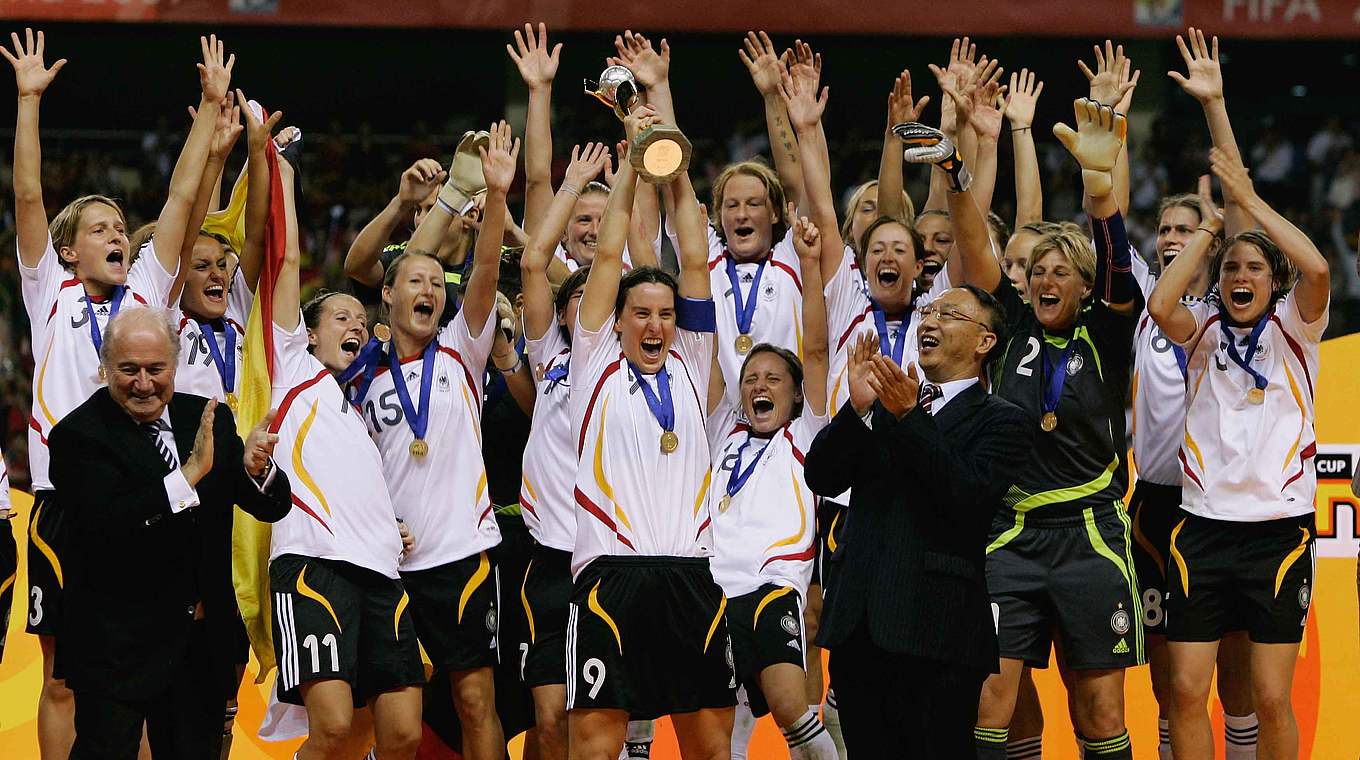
left=919, top=303, right=991, bottom=331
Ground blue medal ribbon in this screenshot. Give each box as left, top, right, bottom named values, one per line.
left=198, top=319, right=238, bottom=393
left=337, top=337, right=387, bottom=406
left=1039, top=336, right=1076, bottom=416
left=871, top=303, right=911, bottom=366
left=388, top=339, right=437, bottom=443
left=628, top=361, right=675, bottom=435
left=1218, top=306, right=1270, bottom=392
left=725, top=255, right=766, bottom=337
left=544, top=363, right=569, bottom=387
left=1171, top=344, right=1188, bottom=381
left=84, top=285, right=127, bottom=360
left=725, top=433, right=771, bottom=500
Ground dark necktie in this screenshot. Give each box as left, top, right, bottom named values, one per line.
left=141, top=420, right=176, bottom=470
left=918, top=383, right=943, bottom=415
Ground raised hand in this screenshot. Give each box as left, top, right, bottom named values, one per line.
left=1004, top=68, right=1044, bottom=129
left=622, top=103, right=659, bottom=143
left=243, top=409, right=280, bottom=478
left=507, top=22, right=561, bottom=91
left=610, top=30, right=670, bottom=89
left=777, top=67, right=829, bottom=132
left=930, top=55, right=1000, bottom=132
left=184, top=399, right=219, bottom=486
left=868, top=358, right=920, bottom=419
left=2, top=28, right=67, bottom=98
left=197, top=34, right=235, bottom=104
left=847, top=332, right=880, bottom=417
left=1078, top=40, right=1135, bottom=108
left=783, top=39, right=822, bottom=94
left=1196, top=173, right=1225, bottom=234
left=563, top=142, right=610, bottom=192
left=946, top=36, right=979, bottom=90
left=1168, top=27, right=1224, bottom=104
left=739, top=30, right=783, bottom=96
left=398, top=159, right=447, bottom=205
left=480, top=120, right=521, bottom=195
left=886, top=69, right=930, bottom=127
left=1208, top=145, right=1257, bottom=207
left=237, top=89, right=284, bottom=154
left=789, top=205, right=820, bottom=263
left=191, top=92, right=243, bottom=161
left=969, top=74, right=1007, bottom=141
left=1052, top=98, right=1126, bottom=195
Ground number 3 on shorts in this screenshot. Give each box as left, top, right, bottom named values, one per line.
left=583, top=657, right=607, bottom=700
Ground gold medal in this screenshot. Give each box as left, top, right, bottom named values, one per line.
left=660, top=430, right=680, bottom=454
left=1040, top=412, right=1058, bottom=432
left=97, top=365, right=107, bottom=383
left=1247, top=387, right=1265, bottom=405
left=734, top=334, right=754, bottom=354
left=718, top=494, right=732, bottom=513
left=410, top=439, right=429, bottom=457
left=226, top=392, right=239, bottom=413
left=373, top=323, right=392, bottom=343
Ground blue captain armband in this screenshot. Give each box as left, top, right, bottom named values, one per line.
left=676, top=297, right=717, bottom=333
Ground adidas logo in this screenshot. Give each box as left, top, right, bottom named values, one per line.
left=1112, top=638, right=1129, bottom=655
left=786, top=639, right=801, bottom=651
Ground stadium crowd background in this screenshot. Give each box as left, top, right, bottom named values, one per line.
left=2, top=23, right=1360, bottom=494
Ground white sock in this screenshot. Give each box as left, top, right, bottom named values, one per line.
left=731, top=686, right=757, bottom=760
left=782, top=707, right=838, bottom=760
left=619, top=719, right=654, bottom=759
left=821, top=688, right=847, bottom=759
left=1223, top=712, right=1258, bottom=760
left=1006, top=735, right=1043, bottom=759
left=1158, top=717, right=1173, bottom=760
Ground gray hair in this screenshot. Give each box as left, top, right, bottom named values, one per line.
left=99, top=307, right=181, bottom=369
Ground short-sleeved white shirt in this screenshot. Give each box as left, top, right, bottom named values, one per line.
left=520, top=324, right=576, bottom=552
left=170, top=268, right=253, bottom=402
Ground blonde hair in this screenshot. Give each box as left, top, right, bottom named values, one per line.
left=710, top=160, right=788, bottom=244
left=1024, top=222, right=1096, bottom=287
left=49, top=195, right=127, bottom=268
left=841, top=180, right=916, bottom=253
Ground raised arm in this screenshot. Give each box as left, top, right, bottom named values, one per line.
left=508, top=22, right=560, bottom=235
left=778, top=66, right=838, bottom=285
left=879, top=70, right=930, bottom=224
left=740, top=31, right=803, bottom=210
left=522, top=143, right=609, bottom=341
left=1151, top=176, right=1221, bottom=342
left=611, top=30, right=673, bottom=259
left=150, top=36, right=233, bottom=275
left=925, top=38, right=977, bottom=213
left=578, top=113, right=647, bottom=332
left=670, top=160, right=712, bottom=300
left=3, top=28, right=67, bottom=267
left=272, top=153, right=300, bottom=331
left=929, top=61, right=1001, bottom=292
left=344, top=160, right=445, bottom=288
left=171, top=93, right=242, bottom=303
left=792, top=212, right=828, bottom=417
left=1005, top=68, right=1045, bottom=227
left=963, top=62, right=1006, bottom=221
left=1169, top=27, right=1250, bottom=235
left=1213, top=147, right=1330, bottom=321
left=463, top=121, right=519, bottom=338
left=1079, top=41, right=1139, bottom=216
left=238, top=93, right=282, bottom=292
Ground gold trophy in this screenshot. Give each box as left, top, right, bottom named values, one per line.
left=586, top=65, right=692, bottom=184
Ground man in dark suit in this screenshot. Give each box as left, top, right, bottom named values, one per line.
left=805, top=284, right=1033, bottom=759
left=48, top=308, right=291, bottom=759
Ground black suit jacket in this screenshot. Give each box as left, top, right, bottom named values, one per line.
left=49, top=389, right=291, bottom=701
left=805, top=383, right=1032, bottom=673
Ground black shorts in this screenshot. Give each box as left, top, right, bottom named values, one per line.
left=25, top=490, right=66, bottom=637
left=401, top=551, right=500, bottom=672
left=566, top=556, right=736, bottom=720
left=986, top=505, right=1145, bottom=670
left=1165, top=511, right=1315, bottom=644
left=517, top=544, right=572, bottom=688
left=1127, top=480, right=1181, bottom=636
left=270, top=554, right=425, bottom=706
left=0, top=516, right=16, bottom=659
left=726, top=584, right=806, bottom=718
left=814, top=499, right=847, bottom=590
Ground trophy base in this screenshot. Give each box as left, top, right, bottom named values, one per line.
left=631, top=125, right=693, bottom=184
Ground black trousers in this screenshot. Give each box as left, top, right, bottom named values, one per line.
left=828, top=621, right=988, bottom=759
left=68, top=622, right=226, bottom=760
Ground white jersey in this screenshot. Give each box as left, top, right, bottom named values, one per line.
left=268, top=318, right=403, bottom=577
left=170, top=268, right=253, bottom=402
left=520, top=324, right=577, bottom=552
left=21, top=236, right=176, bottom=490
left=569, top=301, right=716, bottom=578
left=1178, top=289, right=1327, bottom=522
left=359, top=311, right=500, bottom=571
left=708, top=412, right=827, bottom=598
left=1131, top=253, right=1195, bottom=486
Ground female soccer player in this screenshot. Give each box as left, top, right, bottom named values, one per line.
left=5, top=29, right=233, bottom=759
left=265, top=141, right=423, bottom=760
left=567, top=107, right=732, bottom=760
left=1149, top=146, right=1329, bottom=760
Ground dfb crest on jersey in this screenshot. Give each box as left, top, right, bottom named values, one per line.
left=780, top=613, right=799, bottom=636
left=485, top=608, right=498, bottom=634
left=1110, top=608, right=1131, bottom=636
left=1066, top=352, right=1084, bottom=375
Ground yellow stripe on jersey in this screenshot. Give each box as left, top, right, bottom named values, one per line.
left=1009, top=455, right=1120, bottom=513
left=1184, top=430, right=1206, bottom=473
left=830, top=367, right=846, bottom=410
left=795, top=314, right=804, bottom=361
left=296, top=565, right=341, bottom=631
left=29, top=502, right=62, bottom=587
left=475, top=470, right=489, bottom=508
left=521, top=559, right=536, bottom=643
left=1169, top=518, right=1190, bottom=597
left=460, top=383, right=483, bottom=445
left=693, top=468, right=711, bottom=517
left=703, top=595, right=727, bottom=653
left=393, top=590, right=409, bottom=640
left=1273, top=527, right=1311, bottom=599
left=766, top=471, right=808, bottom=552
left=0, top=569, right=15, bottom=598
left=1280, top=363, right=1305, bottom=473
left=753, top=585, right=793, bottom=627
left=588, top=580, right=623, bottom=654
left=986, top=512, right=1025, bottom=555
left=458, top=551, right=491, bottom=623
left=522, top=475, right=539, bottom=505
left=826, top=511, right=841, bottom=553
left=591, top=396, right=633, bottom=532
left=36, top=341, right=58, bottom=427
left=293, top=400, right=332, bottom=516
left=1076, top=326, right=1102, bottom=381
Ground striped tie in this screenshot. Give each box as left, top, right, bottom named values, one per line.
left=918, top=383, right=942, bottom=415
left=142, top=420, right=176, bottom=470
